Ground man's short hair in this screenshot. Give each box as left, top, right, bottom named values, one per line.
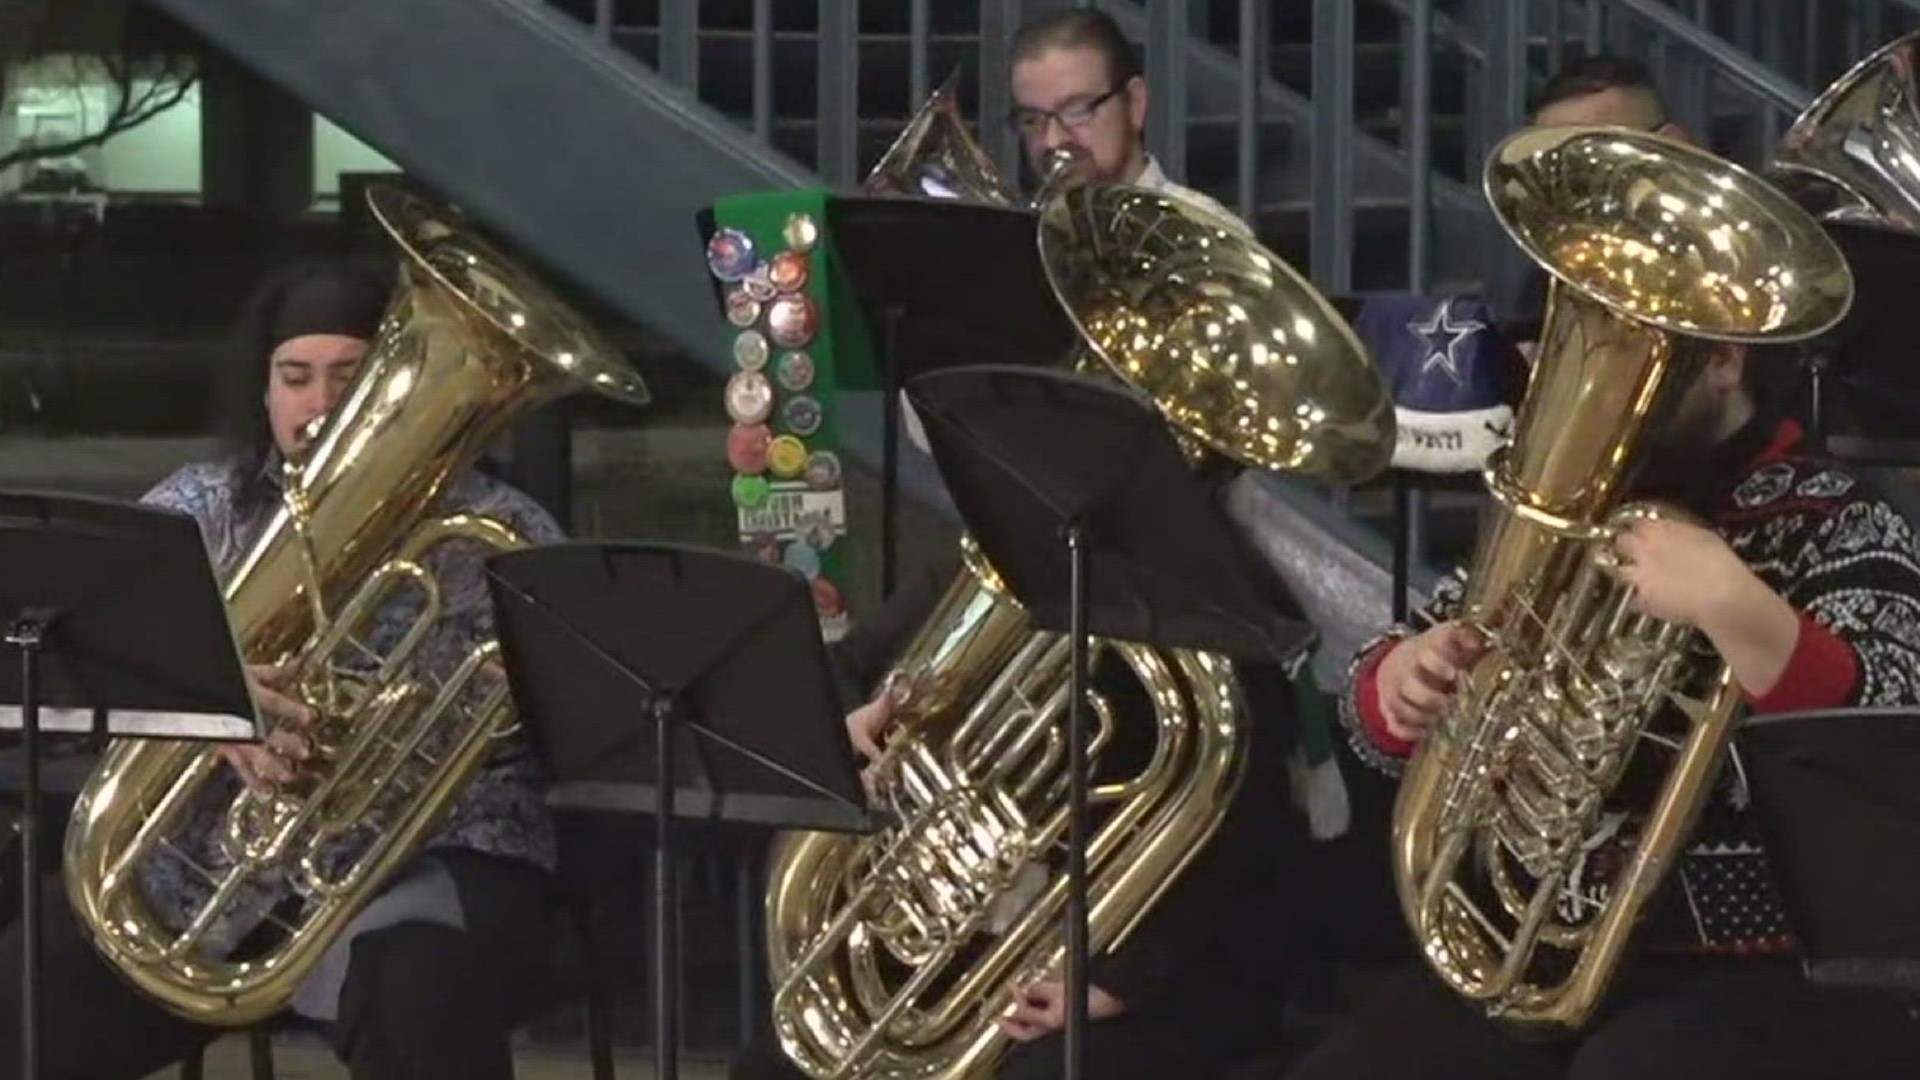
left=1530, top=54, right=1665, bottom=116
left=1011, top=8, right=1143, bottom=86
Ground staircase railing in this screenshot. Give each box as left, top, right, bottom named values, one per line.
left=1556, top=0, right=1812, bottom=160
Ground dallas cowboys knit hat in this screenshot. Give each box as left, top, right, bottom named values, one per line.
left=1353, top=295, right=1516, bottom=474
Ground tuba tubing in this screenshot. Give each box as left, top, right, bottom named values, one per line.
left=1390, top=125, right=1852, bottom=1029
left=1770, top=28, right=1920, bottom=232
left=63, top=186, right=649, bottom=1025
left=760, top=83, right=1393, bottom=1078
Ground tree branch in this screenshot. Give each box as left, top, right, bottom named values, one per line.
left=0, top=62, right=197, bottom=174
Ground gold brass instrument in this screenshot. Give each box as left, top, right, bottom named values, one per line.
left=864, top=68, right=1089, bottom=211
left=764, top=89, right=1393, bottom=1078
left=865, top=69, right=1020, bottom=205
left=1392, top=126, right=1852, bottom=1029
left=63, top=186, right=651, bottom=1025
left=1771, top=29, right=1920, bottom=231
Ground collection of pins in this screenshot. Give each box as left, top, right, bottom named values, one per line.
left=708, top=210, right=850, bottom=637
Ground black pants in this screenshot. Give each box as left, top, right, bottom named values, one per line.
left=1277, top=958, right=1920, bottom=1080
left=0, top=849, right=552, bottom=1080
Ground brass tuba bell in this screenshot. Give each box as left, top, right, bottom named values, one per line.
left=1771, top=29, right=1920, bottom=231
left=62, top=186, right=651, bottom=1025
left=761, top=86, right=1393, bottom=1077
left=864, top=67, right=1091, bottom=211
left=865, top=67, right=1020, bottom=205
left=1391, top=126, right=1852, bottom=1030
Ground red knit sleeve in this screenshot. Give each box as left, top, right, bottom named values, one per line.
left=1744, top=611, right=1859, bottom=714
left=1355, top=641, right=1417, bottom=758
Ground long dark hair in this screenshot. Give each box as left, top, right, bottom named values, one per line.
left=221, top=260, right=393, bottom=519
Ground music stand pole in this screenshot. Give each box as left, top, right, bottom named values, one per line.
left=6, top=616, right=44, bottom=1080
left=1063, top=524, right=1090, bottom=1080
left=651, top=691, right=680, bottom=1080
left=0, top=493, right=264, bottom=1080
left=904, top=366, right=1318, bottom=1080
left=485, top=543, right=879, bottom=1080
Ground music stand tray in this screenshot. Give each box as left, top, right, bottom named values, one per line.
left=484, top=541, right=874, bottom=1080
left=1742, top=707, right=1920, bottom=992
left=0, top=490, right=261, bottom=1080
left=827, top=196, right=1075, bottom=594
left=903, top=365, right=1312, bottom=1080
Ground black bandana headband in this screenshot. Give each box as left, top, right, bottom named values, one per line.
left=267, top=270, right=388, bottom=348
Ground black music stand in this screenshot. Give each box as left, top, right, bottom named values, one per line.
left=904, top=366, right=1312, bottom=1080
left=0, top=491, right=259, bottom=1080
left=483, top=542, right=875, bottom=1080
left=826, top=197, right=1076, bottom=595
left=1791, top=222, right=1920, bottom=466
left=1741, top=707, right=1920, bottom=993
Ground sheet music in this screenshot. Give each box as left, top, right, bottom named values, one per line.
left=0, top=706, right=256, bottom=740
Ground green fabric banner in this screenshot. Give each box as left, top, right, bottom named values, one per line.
left=707, top=189, right=878, bottom=640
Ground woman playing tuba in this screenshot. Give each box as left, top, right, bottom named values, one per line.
left=12, top=189, right=652, bottom=1080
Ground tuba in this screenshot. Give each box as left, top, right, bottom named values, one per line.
left=864, top=67, right=1090, bottom=211
left=763, top=91, right=1394, bottom=1078
left=865, top=68, right=1020, bottom=205
left=1391, top=126, right=1853, bottom=1029
left=63, top=185, right=651, bottom=1025
left=1770, top=29, right=1920, bottom=231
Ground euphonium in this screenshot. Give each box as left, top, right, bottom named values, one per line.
left=864, top=69, right=1089, bottom=211
left=1770, top=29, right=1920, bottom=231
left=865, top=68, right=1020, bottom=205
left=62, top=185, right=650, bottom=1025
left=1391, top=126, right=1852, bottom=1029
left=764, top=123, right=1394, bottom=1075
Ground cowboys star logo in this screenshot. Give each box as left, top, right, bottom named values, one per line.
left=1406, top=301, right=1487, bottom=387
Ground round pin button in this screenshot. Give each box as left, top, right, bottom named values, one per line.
left=784, top=212, right=820, bottom=252
left=727, top=423, right=773, bottom=474
left=783, top=394, right=823, bottom=436
left=803, top=449, right=842, bottom=490
left=731, top=473, right=771, bottom=510
left=724, top=287, right=761, bottom=328
left=783, top=539, right=822, bottom=579
left=766, top=295, right=818, bottom=349
left=743, top=266, right=778, bottom=303
left=768, top=250, right=810, bottom=294
left=777, top=351, right=816, bottom=392
left=725, top=371, right=774, bottom=424
left=732, top=329, right=769, bottom=372
left=747, top=532, right=781, bottom=564
left=706, top=227, right=757, bottom=280
left=768, top=434, right=809, bottom=479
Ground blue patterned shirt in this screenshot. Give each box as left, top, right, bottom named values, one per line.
left=135, top=458, right=563, bottom=951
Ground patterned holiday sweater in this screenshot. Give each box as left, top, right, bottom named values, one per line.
left=1339, top=417, right=1920, bottom=954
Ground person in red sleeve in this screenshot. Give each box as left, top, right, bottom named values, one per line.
left=1275, top=343, right=1920, bottom=1080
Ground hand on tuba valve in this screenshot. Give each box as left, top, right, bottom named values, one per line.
left=201, top=665, right=312, bottom=792
left=1373, top=623, right=1486, bottom=745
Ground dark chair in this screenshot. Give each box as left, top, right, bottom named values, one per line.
left=173, top=884, right=620, bottom=1080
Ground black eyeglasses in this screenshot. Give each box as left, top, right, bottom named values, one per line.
left=1008, top=86, right=1124, bottom=134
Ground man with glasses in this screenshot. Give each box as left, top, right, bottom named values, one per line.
left=899, top=8, right=1249, bottom=455
left=728, top=22, right=1296, bottom=1080
left=1008, top=8, right=1238, bottom=222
